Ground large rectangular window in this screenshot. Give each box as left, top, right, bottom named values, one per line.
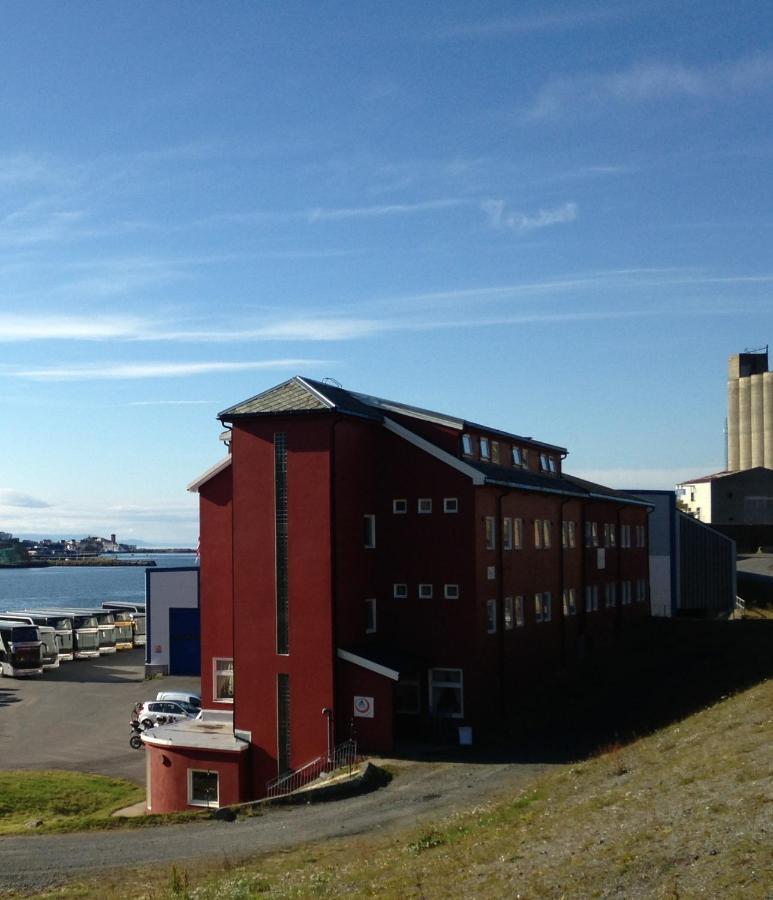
left=502, top=517, right=513, bottom=550
left=504, top=596, right=514, bottom=630
left=562, top=521, right=576, bottom=549
left=275, top=433, right=289, bottom=655
left=514, top=518, right=523, bottom=549
left=277, top=673, right=291, bottom=775
left=515, top=595, right=525, bottom=627
left=213, top=658, right=234, bottom=702
left=429, top=668, right=463, bottom=718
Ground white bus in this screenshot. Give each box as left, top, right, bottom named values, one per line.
left=0, top=615, right=59, bottom=669
left=0, top=621, right=43, bottom=677
left=22, top=609, right=100, bottom=659
left=102, top=603, right=146, bottom=647
left=7, top=612, right=75, bottom=661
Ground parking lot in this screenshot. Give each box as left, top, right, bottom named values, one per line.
left=0, top=649, right=201, bottom=783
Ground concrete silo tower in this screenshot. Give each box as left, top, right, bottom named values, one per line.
left=727, top=348, right=772, bottom=472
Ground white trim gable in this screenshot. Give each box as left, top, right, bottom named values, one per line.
left=382, top=418, right=485, bottom=485
left=187, top=456, right=232, bottom=493
left=337, top=648, right=400, bottom=681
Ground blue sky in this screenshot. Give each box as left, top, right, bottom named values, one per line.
left=1, top=1, right=772, bottom=544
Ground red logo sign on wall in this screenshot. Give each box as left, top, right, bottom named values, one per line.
left=353, top=695, right=374, bottom=718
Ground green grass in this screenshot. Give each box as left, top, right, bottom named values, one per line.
left=0, top=771, right=143, bottom=834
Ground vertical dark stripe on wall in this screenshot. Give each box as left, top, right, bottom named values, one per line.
left=277, top=672, right=291, bottom=773
left=275, top=432, right=289, bottom=654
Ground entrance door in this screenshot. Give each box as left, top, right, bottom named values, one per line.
left=169, top=607, right=200, bottom=675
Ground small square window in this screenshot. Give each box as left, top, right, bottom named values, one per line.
left=393, top=583, right=407, bottom=599
left=480, top=437, right=490, bottom=460
left=393, top=499, right=407, bottom=514
left=418, top=583, right=433, bottom=599
left=444, top=584, right=459, bottom=599
left=443, top=497, right=458, bottom=513
left=418, top=498, right=432, bottom=514
left=461, top=434, right=473, bottom=456
left=188, top=769, right=219, bottom=807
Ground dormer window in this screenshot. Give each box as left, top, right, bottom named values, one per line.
left=540, top=453, right=558, bottom=474
left=480, top=438, right=490, bottom=460
left=462, top=434, right=473, bottom=456
left=548, top=456, right=558, bottom=474
left=491, top=441, right=500, bottom=464
left=512, top=447, right=525, bottom=467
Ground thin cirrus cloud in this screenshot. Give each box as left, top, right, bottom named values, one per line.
left=434, top=7, right=625, bottom=40
left=306, top=198, right=463, bottom=223
left=12, top=359, right=326, bottom=382
left=527, top=53, right=773, bottom=119
left=0, top=314, right=149, bottom=341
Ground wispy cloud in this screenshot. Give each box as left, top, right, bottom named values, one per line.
left=0, top=314, right=149, bottom=341
left=434, top=8, right=624, bottom=40
left=527, top=53, right=773, bottom=119
left=307, top=198, right=463, bottom=222
left=11, top=359, right=326, bottom=382
left=0, top=489, right=51, bottom=509
left=482, top=200, right=578, bottom=233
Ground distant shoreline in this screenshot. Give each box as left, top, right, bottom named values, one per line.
left=0, top=559, right=158, bottom=569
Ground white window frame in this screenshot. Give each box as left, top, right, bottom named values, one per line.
left=548, top=456, right=558, bottom=474
left=187, top=768, right=219, bottom=808
left=418, top=583, right=433, bottom=599
left=364, top=514, right=376, bottom=549
left=443, top=497, right=459, bottom=513
left=365, top=598, right=377, bottom=633
left=539, top=452, right=550, bottom=472
left=444, top=583, right=459, bottom=599
left=393, top=583, right=408, bottom=599
left=392, top=498, right=407, bottom=514
left=543, top=520, right=552, bottom=549
left=461, top=433, right=473, bottom=456
left=486, top=598, right=497, bottom=633
left=213, top=657, right=234, bottom=703
left=428, top=668, right=464, bottom=718
left=417, top=498, right=432, bottom=514
left=512, top=447, right=525, bottom=467
left=484, top=516, right=496, bottom=550
left=504, top=595, right=514, bottom=631
left=480, top=437, right=490, bottom=460
left=502, top=516, right=513, bottom=550
left=515, top=595, right=525, bottom=627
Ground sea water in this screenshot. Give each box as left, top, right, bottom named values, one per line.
left=0, top=554, right=198, bottom=611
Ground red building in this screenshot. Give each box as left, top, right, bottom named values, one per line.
left=144, top=376, right=651, bottom=811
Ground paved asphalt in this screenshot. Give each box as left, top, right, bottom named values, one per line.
left=0, top=652, right=547, bottom=893
left=0, top=648, right=200, bottom=782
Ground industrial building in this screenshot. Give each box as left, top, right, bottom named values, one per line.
left=727, top=348, right=773, bottom=472
left=632, top=491, right=736, bottom=617
left=144, top=376, right=652, bottom=812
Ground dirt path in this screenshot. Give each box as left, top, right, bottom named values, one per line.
left=0, top=759, right=547, bottom=893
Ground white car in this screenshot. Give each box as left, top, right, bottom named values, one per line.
left=155, top=691, right=201, bottom=708
left=136, top=699, right=201, bottom=727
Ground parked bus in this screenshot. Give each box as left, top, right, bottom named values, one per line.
left=0, top=621, right=43, bottom=677
left=102, top=603, right=146, bottom=647
left=8, top=612, right=75, bottom=661
left=108, top=610, right=137, bottom=650
left=22, top=609, right=100, bottom=659
left=0, top=615, right=59, bottom=669
left=55, top=608, right=117, bottom=654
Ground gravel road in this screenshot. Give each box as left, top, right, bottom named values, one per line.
left=0, top=757, right=546, bottom=893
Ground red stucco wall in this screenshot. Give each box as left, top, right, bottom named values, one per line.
left=145, top=742, right=248, bottom=813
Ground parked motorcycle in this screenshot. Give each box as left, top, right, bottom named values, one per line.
left=129, top=718, right=153, bottom=750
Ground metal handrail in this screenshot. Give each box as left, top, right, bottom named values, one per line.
left=266, top=739, right=358, bottom=798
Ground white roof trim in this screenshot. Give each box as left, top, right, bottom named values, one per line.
left=187, top=456, right=232, bottom=493
left=337, top=648, right=400, bottom=681
left=296, top=376, right=336, bottom=408
left=383, top=418, right=485, bottom=485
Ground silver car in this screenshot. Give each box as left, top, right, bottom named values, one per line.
left=136, top=700, right=201, bottom=727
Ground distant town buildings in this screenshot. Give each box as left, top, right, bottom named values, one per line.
left=0, top=533, right=136, bottom=564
